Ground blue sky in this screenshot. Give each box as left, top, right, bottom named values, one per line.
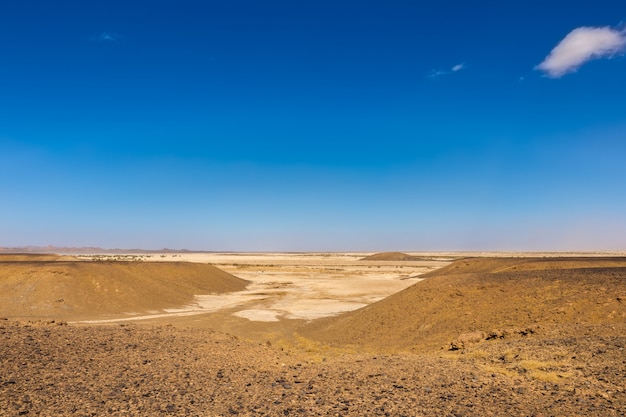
left=1, top=1, right=625, bottom=251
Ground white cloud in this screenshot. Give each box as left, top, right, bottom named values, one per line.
left=536, top=26, right=626, bottom=78
left=428, top=63, right=466, bottom=78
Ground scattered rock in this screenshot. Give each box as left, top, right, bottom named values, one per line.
left=449, top=332, right=485, bottom=350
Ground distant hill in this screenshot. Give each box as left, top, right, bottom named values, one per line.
left=0, top=254, right=248, bottom=321
left=360, top=252, right=425, bottom=261
left=0, top=246, right=212, bottom=254
left=299, top=257, right=626, bottom=352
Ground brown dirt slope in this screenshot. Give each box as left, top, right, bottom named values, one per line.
left=360, top=251, right=424, bottom=261
left=0, top=255, right=248, bottom=320
left=299, top=257, right=626, bottom=352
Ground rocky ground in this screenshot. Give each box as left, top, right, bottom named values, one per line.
left=2, top=319, right=625, bottom=417
left=2, top=255, right=626, bottom=416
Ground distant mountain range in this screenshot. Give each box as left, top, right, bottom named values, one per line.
left=0, top=246, right=211, bottom=254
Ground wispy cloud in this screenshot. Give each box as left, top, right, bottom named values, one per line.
left=428, top=63, right=466, bottom=78
left=451, top=63, right=465, bottom=72
left=428, top=69, right=447, bottom=78
left=536, top=26, right=626, bottom=78
left=93, top=32, right=121, bottom=42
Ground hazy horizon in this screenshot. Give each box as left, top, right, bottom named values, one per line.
left=2, top=1, right=625, bottom=252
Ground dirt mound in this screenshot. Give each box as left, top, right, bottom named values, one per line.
left=360, top=252, right=424, bottom=261
left=299, top=257, right=626, bottom=352
left=0, top=258, right=248, bottom=320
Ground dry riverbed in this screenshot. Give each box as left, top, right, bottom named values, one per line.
left=73, top=253, right=451, bottom=331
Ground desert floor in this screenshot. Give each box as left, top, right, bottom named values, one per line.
left=1, top=252, right=626, bottom=416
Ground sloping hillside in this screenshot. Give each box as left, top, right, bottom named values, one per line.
left=299, top=257, right=626, bottom=352
left=0, top=254, right=248, bottom=320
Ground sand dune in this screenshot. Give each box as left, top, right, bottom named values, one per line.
left=0, top=254, right=248, bottom=320
left=299, top=257, right=626, bottom=352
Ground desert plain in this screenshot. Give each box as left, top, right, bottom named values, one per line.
left=1, top=251, right=626, bottom=416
